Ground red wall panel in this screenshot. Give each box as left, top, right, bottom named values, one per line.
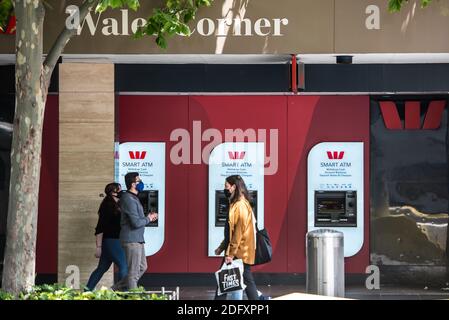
left=287, top=96, right=370, bottom=273
left=188, top=96, right=288, bottom=272
left=119, top=96, right=189, bottom=272
left=36, top=94, right=59, bottom=274
left=117, top=94, right=370, bottom=274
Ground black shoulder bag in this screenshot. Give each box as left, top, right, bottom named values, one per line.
left=253, top=221, right=272, bottom=266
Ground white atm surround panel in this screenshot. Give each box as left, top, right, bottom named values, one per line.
left=307, top=142, right=364, bottom=257
left=117, top=142, right=165, bottom=257
left=208, top=142, right=265, bottom=257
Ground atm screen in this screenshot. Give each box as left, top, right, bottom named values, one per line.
left=318, top=199, right=345, bottom=213
left=138, top=190, right=159, bottom=227
left=215, top=191, right=229, bottom=227
left=215, top=190, right=258, bottom=227
left=315, top=191, right=356, bottom=227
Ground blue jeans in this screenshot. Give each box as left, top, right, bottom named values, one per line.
left=86, top=238, right=128, bottom=291
left=228, top=289, right=243, bottom=300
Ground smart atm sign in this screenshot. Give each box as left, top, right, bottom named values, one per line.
left=320, top=152, right=352, bottom=176
left=309, top=143, right=363, bottom=181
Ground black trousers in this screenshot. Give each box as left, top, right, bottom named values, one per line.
left=215, top=260, right=259, bottom=300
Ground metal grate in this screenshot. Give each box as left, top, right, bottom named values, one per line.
left=123, top=286, right=180, bottom=300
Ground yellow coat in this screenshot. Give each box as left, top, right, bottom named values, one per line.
left=226, top=198, right=256, bottom=265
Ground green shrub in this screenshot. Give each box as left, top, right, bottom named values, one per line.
left=0, top=290, right=14, bottom=300
left=0, top=284, right=168, bottom=300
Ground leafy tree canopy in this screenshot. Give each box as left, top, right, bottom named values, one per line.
left=388, top=0, right=433, bottom=12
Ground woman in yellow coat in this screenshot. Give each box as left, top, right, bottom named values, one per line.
left=215, top=175, right=259, bottom=300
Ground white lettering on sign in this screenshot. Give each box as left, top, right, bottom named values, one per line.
left=254, top=18, right=271, bottom=36
left=131, top=18, right=147, bottom=34
left=196, top=18, right=215, bottom=36
left=233, top=18, right=252, bottom=36
left=102, top=18, right=120, bottom=36
left=365, top=5, right=380, bottom=30
left=68, top=6, right=289, bottom=38
left=187, top=17, right=289, bottom=37
left=77, top=8, right=103, bottom=35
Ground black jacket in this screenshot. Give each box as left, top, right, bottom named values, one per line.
left=95, top=196, right=121, bottom=239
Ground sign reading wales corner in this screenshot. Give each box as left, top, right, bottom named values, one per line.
left=1, top=0, right=449, bottom=54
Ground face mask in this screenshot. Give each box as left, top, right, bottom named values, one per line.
left=115, top=191, right=122, bottom=199
left=136, top=181, right=145, bottom=192
left=223, top=188, right=232, bottom=199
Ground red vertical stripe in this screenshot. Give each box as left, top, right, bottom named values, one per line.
left=141, top=151, right=147, bottom=159
left=423, top=100, right=446, bottom=130
left=129, top=151, right=135, bottom=159
left=6, top=15, right=16, bottom=34
left=379, top=101, right=402, bottom=129
left=405, top=101, right=421, bottom=129
left=291, top=54, right=298, bottom=94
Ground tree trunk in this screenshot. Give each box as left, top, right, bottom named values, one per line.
left=1, top=0, right=46, bottom=295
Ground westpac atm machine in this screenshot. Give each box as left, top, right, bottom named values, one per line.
left=116, top=142, right=165, bottom=256
left=215, top=190, right=258, bottom=227
left=307, top=142, right=364, bottom=257
left=208, top=142, right=264, bottom=257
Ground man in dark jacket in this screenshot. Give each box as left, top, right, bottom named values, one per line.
left=119, top=172, right=157, bottom=290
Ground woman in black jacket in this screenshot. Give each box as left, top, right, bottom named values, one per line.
left=86, top=183, right=128, bottom=291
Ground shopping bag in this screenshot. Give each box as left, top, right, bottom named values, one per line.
left=254, top=228, right=272, bottom=266
left=215, top=259, right=246, bottom=296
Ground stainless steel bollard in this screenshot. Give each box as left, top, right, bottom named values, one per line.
left=306, top=229, right=344, bottom=297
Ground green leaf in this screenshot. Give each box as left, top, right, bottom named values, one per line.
left=128, top=0, right=140, bottom=11
left=388, top=0, right=434, bottom=12
left=156, top=35, right=167, bottom=49
left=0, top=0, right=13, bottom=31
left=421, top=0, right=431, bottom=8
left=183, top=9, right=195, bottom=23
left=96, top=0, right=141, bottom=13
left=178, top=23, right=191, bottom=36
left=388, top=0, right=404, bottom=13
left=95, top=0, right=216, bottom=48
left=133, top=27, right=144, bottom=38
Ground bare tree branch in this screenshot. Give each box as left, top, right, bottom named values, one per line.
left=43, top=0, right=99, bottom=88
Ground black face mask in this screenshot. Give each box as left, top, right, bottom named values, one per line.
left=115, top=191, right=124, bottom=199
left=223, top=188, right=232, bottom=199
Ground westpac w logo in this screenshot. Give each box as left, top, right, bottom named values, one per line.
left=379, top=100, right=446, bottom=130
left=129, top=151, right=147, bottom=160
left=327, top=151, right=345, bottom=160
left=228, top=151, right=246, bottom=160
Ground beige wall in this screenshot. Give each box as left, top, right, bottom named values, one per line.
left=58, top=63, right=115, bottom=289
left=1, top=0, right=449, bottom=54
